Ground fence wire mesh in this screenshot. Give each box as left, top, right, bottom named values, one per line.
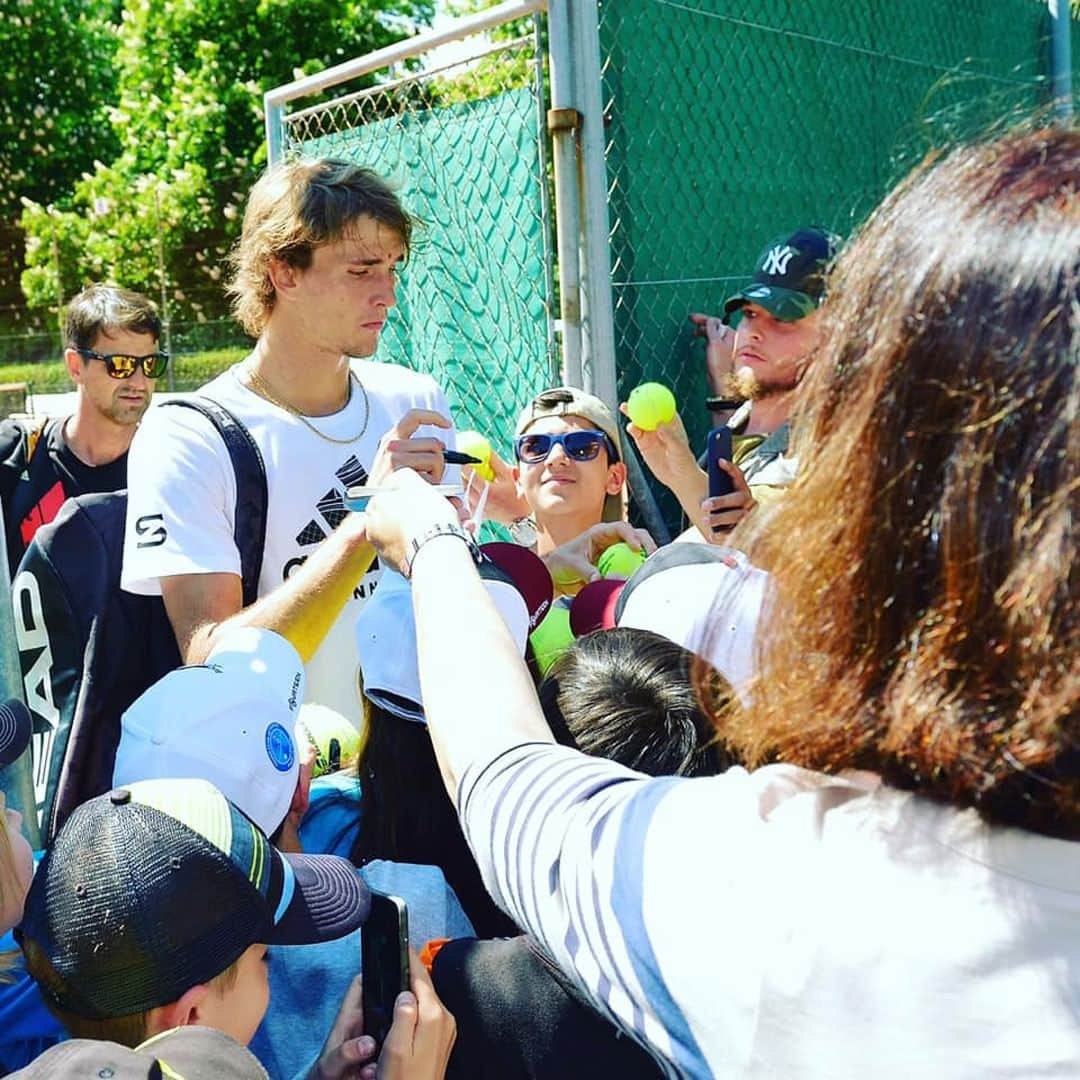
left=597, top=0, right=1065, bottom=530
left=280, top=23, right=557, bottom=456
left=272, top=1, right=1073, bottom=534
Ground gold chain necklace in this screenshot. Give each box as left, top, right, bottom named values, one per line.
left=244, top=364, right=370, bottom=445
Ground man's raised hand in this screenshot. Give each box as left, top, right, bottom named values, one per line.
left=368, top=410, right=452, bottom=486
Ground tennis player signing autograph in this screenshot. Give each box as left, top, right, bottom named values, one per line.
left=122, top=159, right=459, bottom=727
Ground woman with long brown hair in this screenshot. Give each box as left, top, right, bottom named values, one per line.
left=729, top=126, right=1078, bottom=838
left=360, top=126, right=1079, bottom=1079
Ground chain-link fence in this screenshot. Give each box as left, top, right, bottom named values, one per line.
left=266, top=0, right=1074, bottom=535
left=597, top=0, right=1068, bottom=526
left=277, top=17, right=557, bottom=454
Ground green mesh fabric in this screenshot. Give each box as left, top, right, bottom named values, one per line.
left=293, top=85, right=555, bottom=459
left=598, top=0, right=1059, bottom=528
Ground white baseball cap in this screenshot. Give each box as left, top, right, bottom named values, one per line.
left=614, top=542, right=767, bottom=697
left=356, top=567, right=530, bottom=724
left=112, top=627, right=305, bottom=836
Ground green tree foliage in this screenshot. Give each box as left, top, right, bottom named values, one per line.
left=0, top=0, right=119, bottom=211
left=0, top=0, right=120, bottom=338
left=19, top=0, right=433, bottom=334
left=426, top=0, right=537, bottom=106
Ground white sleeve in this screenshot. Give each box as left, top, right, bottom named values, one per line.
left=121, top=403, right=240, bottom=596
left=458, top=746, right=862, bottom=1077
left=457, top=743, right=682, bottom=1064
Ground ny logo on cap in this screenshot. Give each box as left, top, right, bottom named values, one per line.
left=762, top=244, right=795, bottom=276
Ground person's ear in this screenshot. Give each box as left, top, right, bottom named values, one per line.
left=267, top=257, right=302, bottom=300
left=145, top=983, right=209, bottom=1037
left=606, top=461, right=627, bottom=496
left=63, top=348, right=84, bottom=385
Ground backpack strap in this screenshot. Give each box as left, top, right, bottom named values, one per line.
left=160, top=399, right=268, bottom=607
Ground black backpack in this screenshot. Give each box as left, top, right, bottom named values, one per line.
left=11, top=399, right=267, bottom=841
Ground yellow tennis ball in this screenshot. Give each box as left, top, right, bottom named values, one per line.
left=457, top=429, right=495, bottom=482
left=529, top=604, right=574, bottom=676
left=295, top=703, right=362, bottom=778
left=626, top=382, right=677, bottom=431
left=597, top=542, right=647, bottom=580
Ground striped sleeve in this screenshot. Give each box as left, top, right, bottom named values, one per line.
left=457, top=742, right=709, bottom=1078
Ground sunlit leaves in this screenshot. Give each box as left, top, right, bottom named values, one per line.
left=13, top=0, right=434, bottom=329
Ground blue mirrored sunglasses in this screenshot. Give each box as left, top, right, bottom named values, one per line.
left=514, top=429, right=617, bottom=464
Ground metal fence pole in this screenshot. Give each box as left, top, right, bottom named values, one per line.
left=265, top=100, right=286, bottom=166
left=532, top=11, right=561, bottom=386
left=570, top=0, right=619, bottom=412
left=547, top=0, right=583, bottom=386
left=1049, top=0, right=1074, bottom=121
left=154, top=186, right=176, bottom=392
left=570, top=0, right=668, bottom=541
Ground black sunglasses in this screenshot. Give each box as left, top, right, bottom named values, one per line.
left=76, top=347, right=169, bottom=380
left=514, top=429, right=616, bottom=464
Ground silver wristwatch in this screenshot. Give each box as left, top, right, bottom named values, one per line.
left=509, top=515, right=538, bottom=548
left=404, top=521, right=482, bottom=579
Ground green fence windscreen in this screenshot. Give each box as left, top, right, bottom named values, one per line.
left=285, top=43, right=556, bottom=457
left=598, top=0, right=1061, bottom=529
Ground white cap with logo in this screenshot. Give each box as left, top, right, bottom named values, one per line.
left=112, top=627, right=305, bottom=836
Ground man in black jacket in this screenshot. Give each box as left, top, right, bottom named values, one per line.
left=0, top=284, right=162, bottom=575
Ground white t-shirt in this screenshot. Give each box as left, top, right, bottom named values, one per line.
left=460, top=744, right=1080, bottom=1079
left=121, top=358, right=456, bottom=725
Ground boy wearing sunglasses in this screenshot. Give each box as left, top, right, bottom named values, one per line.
left=465, top=386, right=651, bottom=572
left=511, top=387, right=628, bottom=556
left=0, top=284, right=162, bottom=575
left=504, top=388, right=655, bottom=673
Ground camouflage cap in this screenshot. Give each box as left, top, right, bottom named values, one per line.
left=722, top=226, right=839, bottom=324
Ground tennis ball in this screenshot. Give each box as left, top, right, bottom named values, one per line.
left=457, top=429, right=495, bottom=482
left=529, top=603, right=574, bottom=676
left=295, top=703, right=362, bottom=778
left=626, top=382, right=677, bottom=431
left=597, top=542, right=647, bottom=580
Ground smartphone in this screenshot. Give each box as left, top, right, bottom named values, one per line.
left=706, top=427, right=736, bottom=501
left=361, top=892, right=410, bottom=1050
left=344, top=483, right=462, bottom=512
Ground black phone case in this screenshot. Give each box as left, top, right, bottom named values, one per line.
left=707, top=427, right=736, bottom=500
left=361, top=893, right=410, bottom=1048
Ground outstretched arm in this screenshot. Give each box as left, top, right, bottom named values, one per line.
left=162, top=514, right=374, bottom=664
left=360, top=470, right=703, bottom=1072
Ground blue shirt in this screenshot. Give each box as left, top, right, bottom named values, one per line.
left=299, top=772, right=362, bottom=857
left=0, top=853, right=65, bottom=1075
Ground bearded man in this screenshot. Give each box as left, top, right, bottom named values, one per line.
left=628, top=227, right=837, bottom=538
